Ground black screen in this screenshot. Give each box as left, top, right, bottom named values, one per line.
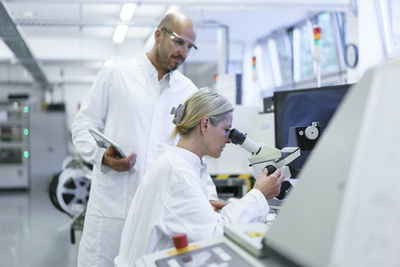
left=274, top=84, right=352, bottom=177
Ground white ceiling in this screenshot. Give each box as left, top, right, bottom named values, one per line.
left=0, top=0, right=350, bottom=86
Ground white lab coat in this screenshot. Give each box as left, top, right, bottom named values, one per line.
left=71, top=55, right=198, bottom=267
left=115, top=144, right=269, bottom=267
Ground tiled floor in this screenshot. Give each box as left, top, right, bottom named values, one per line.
left=0, top=178, right=80, bottom=267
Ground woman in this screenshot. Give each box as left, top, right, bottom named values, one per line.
left=115, top=88, right=284, bottom=266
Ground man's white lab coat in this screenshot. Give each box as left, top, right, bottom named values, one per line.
left=71, top=55, right=198, bottom=267
left=115, top=144, right=269, bottom=267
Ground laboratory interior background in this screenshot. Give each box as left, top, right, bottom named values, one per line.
left=1, top=0, right=400, bottom=266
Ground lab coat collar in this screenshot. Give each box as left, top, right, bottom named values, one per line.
left=143, top=54, right=172, bottom=85
left=161, top=143, right=207, bottom=171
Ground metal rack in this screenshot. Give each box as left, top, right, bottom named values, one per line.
left=0, top=101, right=30, bottom=189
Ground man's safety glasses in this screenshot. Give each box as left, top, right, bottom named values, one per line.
left=161, top=28, right=198, bottom=53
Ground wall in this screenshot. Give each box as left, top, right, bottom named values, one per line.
left=358, top=0, right=386, bottom=75
left=346, top=0, right=386, bottom=83
left=62, top=83, right=91, bottom=131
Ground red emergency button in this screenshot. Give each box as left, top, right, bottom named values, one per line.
left=173, top=233, right=188, bottom=250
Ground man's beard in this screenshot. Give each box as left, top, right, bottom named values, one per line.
left=157, top=47, right=182, bottom=72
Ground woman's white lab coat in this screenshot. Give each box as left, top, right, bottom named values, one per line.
left=115, top=144, right=269, bottom=267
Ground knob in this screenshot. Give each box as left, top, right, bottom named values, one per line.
left=266, top=165, right=277, bottom=175
left=305, top=125, right=319, bottom=140
left=173, top=233, right=188, bottom=250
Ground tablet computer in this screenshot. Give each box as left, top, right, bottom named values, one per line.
left=88, top=127, right=126, bottom=158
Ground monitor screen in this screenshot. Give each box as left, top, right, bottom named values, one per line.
left=274, top=84, right=352, bottom=177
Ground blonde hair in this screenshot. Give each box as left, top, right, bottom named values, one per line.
left=171, top=87, right=233, bottom=138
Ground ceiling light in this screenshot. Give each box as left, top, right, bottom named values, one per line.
left=120, top=3, right=136, bottom=21
left=113, top=25, right=128, bottom=43
left=104, top=60, right=114, bottom=67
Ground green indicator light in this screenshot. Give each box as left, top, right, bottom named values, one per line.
left=24, top=151, right=29, bottom=158
left=24, top=129, right=29, bottom=135
left=24, top=106, right=29, bottom=113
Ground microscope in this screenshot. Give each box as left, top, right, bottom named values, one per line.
left=228, top=128, right=300, bottom=184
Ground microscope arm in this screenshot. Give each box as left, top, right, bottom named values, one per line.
left=229, top=128, right=300, bottom=179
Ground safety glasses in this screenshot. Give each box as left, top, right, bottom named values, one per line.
left=161, top=27, right=198, bottom=54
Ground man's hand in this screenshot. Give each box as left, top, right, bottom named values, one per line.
left=210, top=200, right=228, bottom=211
left=102, top=146, right=137, bottom=172
left=254, top=168, right=284, bottom=199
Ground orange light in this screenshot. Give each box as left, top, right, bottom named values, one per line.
left=313, top=26, right=321, bottom=41
left=212, top=74, right=217, bottom=83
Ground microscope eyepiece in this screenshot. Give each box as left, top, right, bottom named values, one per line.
left=228, top=128, right=246, bottom=145
left=228, top=128, right=261, bottom=154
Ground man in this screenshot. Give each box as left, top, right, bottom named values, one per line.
left=72, top=12, right=207, bottom=267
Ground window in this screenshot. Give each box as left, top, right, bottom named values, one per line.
left=315, top=12, right=340, bottom=74
left=274, top=32, right=293, bottom=85
left=268, top=39, right=282, bottom=87
left=250, top=11, right=346, bottom=98
left=293, top=21, right=313, bottom=81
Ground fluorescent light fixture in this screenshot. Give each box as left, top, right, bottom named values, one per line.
left=113, top=25, right=128, bottom=43
left=104, top=60, right=114, bottom=67
left=120, top=3, right=136, bottom=21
